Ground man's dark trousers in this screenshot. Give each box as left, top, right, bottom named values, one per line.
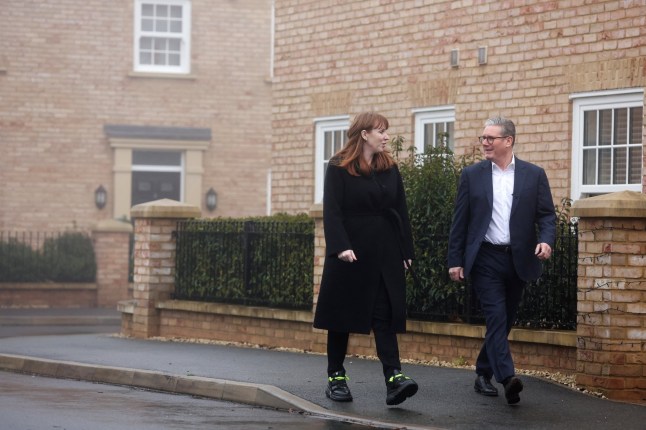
left=470, top=245, right=525, bottom=384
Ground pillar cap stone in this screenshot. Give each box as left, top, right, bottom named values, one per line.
left=131, top=199, right=201, bottom=219
left=309, top=203, right=323, bottom=218
left=571, top=190, right=646, bottom=218
left=93, top=218, right=134, bottom=233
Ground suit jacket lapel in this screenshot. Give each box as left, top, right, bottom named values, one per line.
left=481, top=160, right=493, bottom=209
left=511, top=158, right=526, bottom=217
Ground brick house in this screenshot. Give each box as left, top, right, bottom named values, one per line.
left=0, top=0, right=273, bottom=232
left=2, top=1, right=643, bottom=231
left=270, top=0, right=645, bottom=214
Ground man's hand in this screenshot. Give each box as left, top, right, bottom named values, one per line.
left=449, top=266, right=464, bottom=282
left=534, top=243, right=552, bottom=260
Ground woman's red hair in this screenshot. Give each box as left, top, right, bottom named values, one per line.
left=335, top=112, right=396, bottom=176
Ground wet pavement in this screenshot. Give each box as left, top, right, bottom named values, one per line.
left=0, top=308, right=644, bottom=430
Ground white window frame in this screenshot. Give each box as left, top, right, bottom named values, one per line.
left=133, top=0, right=191, bottom=74
left=132, top=150, right=185, bottom=203
left=570, top=89, right=644, bottom=200
left=412, top=106, right=456, bottom=154
left=314, top=116, right=349, bottom=204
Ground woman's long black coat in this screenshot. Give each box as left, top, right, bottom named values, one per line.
left=313, top=161, right=414, bottom=334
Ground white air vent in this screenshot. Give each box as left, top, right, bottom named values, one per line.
left=478, top=47, right=488, bottom=65
left=450, top=49, right=459, bottom=68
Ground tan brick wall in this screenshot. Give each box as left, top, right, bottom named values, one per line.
left=271, top=0, right=646, bottom=213
left=126, top=302, right=577, bottom=376
left=0, top=0, right=272, bottom=232
left=0, top=283, right=96, bottom=308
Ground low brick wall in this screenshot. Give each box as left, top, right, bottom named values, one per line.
left=119, top=299, right=577, bottom=375
left=0, top=283, right=97, bottom=308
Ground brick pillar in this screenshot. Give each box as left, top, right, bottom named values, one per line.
left=130, top=199, right=201, bottom=338
left=92, top=219, right=133, bottom=308
left=571, top=191, right=646, bottom=404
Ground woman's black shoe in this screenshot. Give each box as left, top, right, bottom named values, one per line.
left=386, top=370, right=418, bottom=405
left=325, top=370, right=353, bottom=402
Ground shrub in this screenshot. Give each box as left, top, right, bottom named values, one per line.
left=41, top=232, right=97, bottom=282
left=392, top=136, right=480, bottom=320
left=0, top=239, right=46, bottom=282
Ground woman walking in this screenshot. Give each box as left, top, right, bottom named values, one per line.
left=313, top=112, right=418, bottom=406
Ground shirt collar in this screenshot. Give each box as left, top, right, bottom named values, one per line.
left=491, top=154, right=515, bottom=172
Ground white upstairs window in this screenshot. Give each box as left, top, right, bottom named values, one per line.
left=134, top=0, right=191, bottom=74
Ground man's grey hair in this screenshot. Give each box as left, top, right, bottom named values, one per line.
left=485, top=117, right=516, bottom=145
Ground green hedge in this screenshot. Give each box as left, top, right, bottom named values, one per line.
left=174, top=214, right=314, bottom=309
left=393, top=137, right=481, bottom=320
left=0, top=232, right=96, bottom=282
left=393, top=136, right=578, bottom=329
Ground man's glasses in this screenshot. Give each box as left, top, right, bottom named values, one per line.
left=478, top=135, right=509, bottom=144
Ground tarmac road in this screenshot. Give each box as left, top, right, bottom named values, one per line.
left=1, top=371, right=373, bottom=430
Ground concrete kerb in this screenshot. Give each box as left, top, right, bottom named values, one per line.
left=0, top=353, right=441, bottom=430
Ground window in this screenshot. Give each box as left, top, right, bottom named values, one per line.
left=413, top=107, right=455, bottom=154
left=571, top=90, right=643, bottom=200
left=134, top=0, right=191, bottom=74
left=131, top=150, right=183, bottom=205
left=314, top=116, right=349, bottom=203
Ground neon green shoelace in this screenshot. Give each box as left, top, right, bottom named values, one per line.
left=329, top=375, right=349, bottom=382
left=388, top=374, right=410, bottom=383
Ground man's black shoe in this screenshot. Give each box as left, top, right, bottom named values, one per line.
left=325, top=370, right=353, bottom=402
left=503, top=376, right=523, bottom=405
left=474, top=375, right=498, bottom=396
left=386, top=370, right=418, bottom=406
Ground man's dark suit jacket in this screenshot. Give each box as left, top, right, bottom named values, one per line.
left=448, top=157, right=556, bottom=282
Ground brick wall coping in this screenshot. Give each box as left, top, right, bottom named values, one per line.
left=117, top=299, right=136, bottom=314
left=93, top=219, right=133, bottom=233
left=571, top=190, right=646, bottom=218
left=130, top=199, right=201, bottom=219
left=142, top=300, right=576, bottom=348
left=0, top=283, right=96, bottom=291
left=156, top=300, right=313, bottom=323
left=407, top=320, right=576, bottom=347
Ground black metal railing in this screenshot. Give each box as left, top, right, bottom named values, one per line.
left=0, top=231, right=96, bottom=282
left=172, top=217, right=577, bottom=330
left=516, top=221, right=579, bottom=330
left=174, top=218, right=314, bottom=310
left=406, top=221, right=579, bottom=330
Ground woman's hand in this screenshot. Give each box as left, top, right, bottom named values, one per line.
left=337, top=249, right=357, bottom=262
left=404, top=259, right=412, bottom=269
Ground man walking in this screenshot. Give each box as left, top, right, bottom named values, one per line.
left=447, top=117, right=556, bottom=404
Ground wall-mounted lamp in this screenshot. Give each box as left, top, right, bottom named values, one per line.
left=95, top=185, right=107, bottom=210
left=206, top=188, right=217, bottom=211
